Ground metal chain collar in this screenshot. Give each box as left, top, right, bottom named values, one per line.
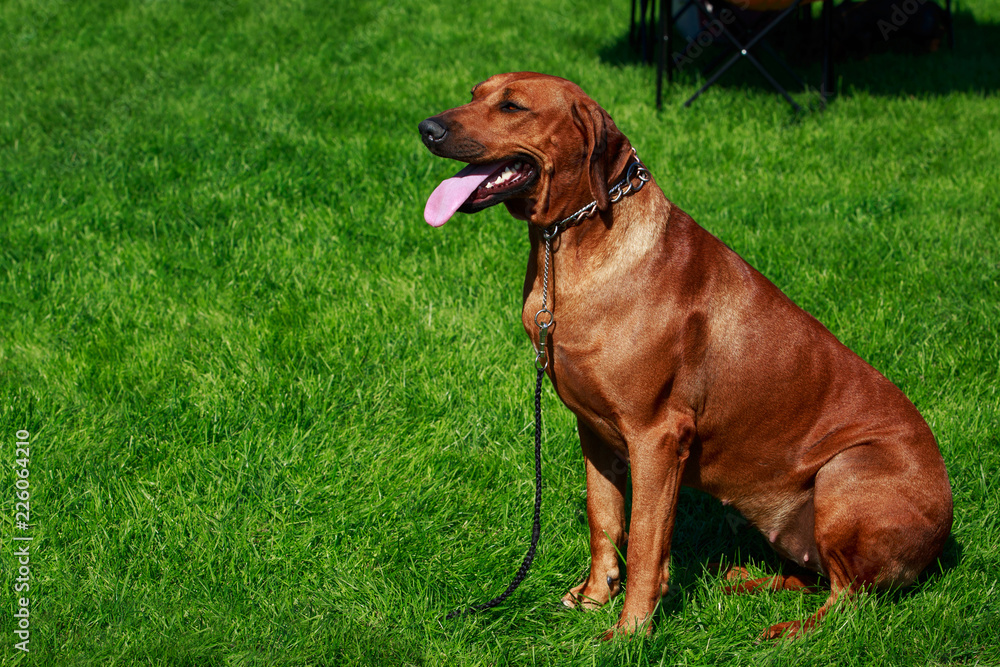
left=538, top=152, right=651, bottom=242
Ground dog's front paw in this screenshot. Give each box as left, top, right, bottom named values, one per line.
left=561, top=583, right=607, bottom=610
left=562, top=569, right=620, bottom=610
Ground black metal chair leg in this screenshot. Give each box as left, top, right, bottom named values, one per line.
left=630, top=0, right=638, bottom=50
left=648, top=0, right=658, bottom=63
left=666, top=0, right=675, bottom=83
left=946, top=0, right=954, bottom=49
left=640, top=0, right=653, bottom=63
left=822, top=0, right=834, bottom=104
left=657, top=0, right=669, bottom=109
left=657, top=0, right=663, bottom=108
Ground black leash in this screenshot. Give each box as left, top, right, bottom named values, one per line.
left=446, top=218, right=557, bottom=621
left=445, top=365, right=546, bottom=619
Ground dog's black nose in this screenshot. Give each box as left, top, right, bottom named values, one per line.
left=419, top=118, right=447, bottom=145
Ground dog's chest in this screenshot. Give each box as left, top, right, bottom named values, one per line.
left=521, top=300, right=687, bottom=455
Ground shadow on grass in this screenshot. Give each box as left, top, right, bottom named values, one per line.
left=600, top=8, right=999, bottom=100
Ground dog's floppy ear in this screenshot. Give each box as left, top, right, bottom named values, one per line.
left=571, top=100, right=611, bottom=212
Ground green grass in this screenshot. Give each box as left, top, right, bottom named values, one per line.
left=1, top=0, right=998, bottom=664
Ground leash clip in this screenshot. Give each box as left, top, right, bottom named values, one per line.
left=534, top=309, right=553, bottom=371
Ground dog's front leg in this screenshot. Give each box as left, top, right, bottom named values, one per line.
left=562, top=419, right=628, bottom=610
left=608, top=412, right=693, bottom=638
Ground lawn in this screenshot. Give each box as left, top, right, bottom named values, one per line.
left=1, top=0, right=998, bottom=664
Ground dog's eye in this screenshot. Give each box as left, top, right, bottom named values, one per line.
left=499, top=101, right=525, bottom=113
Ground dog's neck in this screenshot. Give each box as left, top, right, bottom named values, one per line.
left=533, top=152, right=666, bottom=268
left=520, top=173, right=669, bottom=349
left=541, top=183, right=665, bottom=269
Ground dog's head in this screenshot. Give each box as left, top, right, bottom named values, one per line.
left=418, top=72, right=631, bottom=227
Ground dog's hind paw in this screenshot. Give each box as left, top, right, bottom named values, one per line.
left=760, top=620, right=803, bottom=641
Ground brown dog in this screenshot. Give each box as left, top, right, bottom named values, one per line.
left=418, top=72, right=952, bottom=639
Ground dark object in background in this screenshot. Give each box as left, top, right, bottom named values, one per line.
left=833, top=0, right=950, bottom=56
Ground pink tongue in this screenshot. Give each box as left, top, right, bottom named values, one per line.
left=424, top=161, right=504, bottom=227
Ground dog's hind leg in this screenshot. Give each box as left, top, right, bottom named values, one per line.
left=761, top=441, right=951, bottom=640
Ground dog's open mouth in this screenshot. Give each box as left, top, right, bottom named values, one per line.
left=424, top=158, right=537, bottom=227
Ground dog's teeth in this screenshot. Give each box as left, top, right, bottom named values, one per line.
left=483, top=163, right=524, bottom=192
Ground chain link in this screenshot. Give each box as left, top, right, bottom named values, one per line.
left=534, top=234, right=554, bottom=371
